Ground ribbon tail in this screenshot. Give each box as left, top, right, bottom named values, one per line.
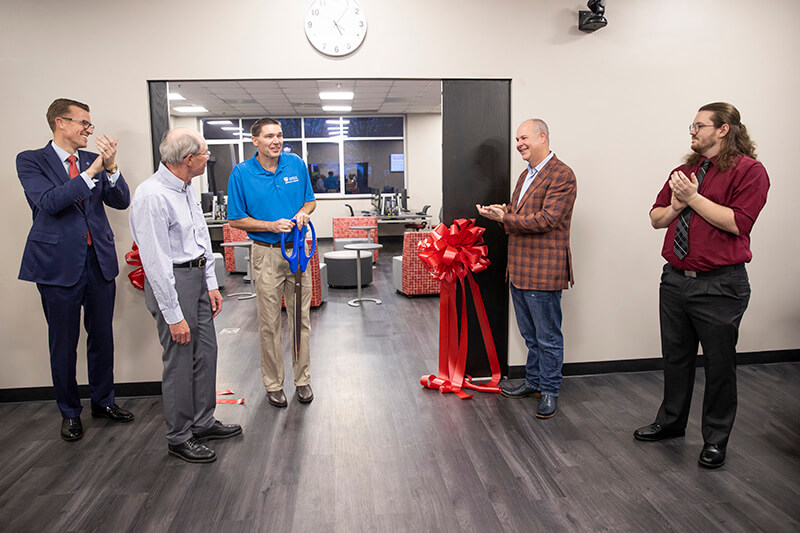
left=467, top=272, right=502, bottom=388
left=448, top=277, right=472, bottom=399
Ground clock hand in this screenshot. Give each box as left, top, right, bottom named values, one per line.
left=333, top=20, right=344, bottom=35
left=336, top=0, right=350, bottom=23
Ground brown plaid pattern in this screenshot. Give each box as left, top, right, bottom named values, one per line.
left=401, top=231, right=440, bottom=295
left=503, top=154, right=577, bottom=290
left=332, top=216, right=379, bottom=261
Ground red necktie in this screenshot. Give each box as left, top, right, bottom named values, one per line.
left=67, top=155, right=92, bottom=245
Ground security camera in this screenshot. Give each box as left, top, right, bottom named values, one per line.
left=579, top=0, right=608, bottom=33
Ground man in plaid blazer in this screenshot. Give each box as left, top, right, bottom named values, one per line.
left=477, top=118, right=577, bottom=418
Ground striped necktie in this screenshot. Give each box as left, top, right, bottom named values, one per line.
left=673, top=159, right=712, bottom=259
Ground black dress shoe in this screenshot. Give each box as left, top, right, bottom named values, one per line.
left=296, top=385, right=314, bottom=403
left=501, top=382, right=542, bottom=399
left=91, top=403, right=134, bottom=423
left=267, top=390, right=288, bottom=408
left=168, top=437, right=216, bottom=463
left=61, top=417, right=83, bottom=441
left=536, top=393, right=558, bottom=419
left=194, top=421, right=243, bottom=442
left=633, top=423, right=686, bottom=442
left=698, top=443, right=726, bottom=468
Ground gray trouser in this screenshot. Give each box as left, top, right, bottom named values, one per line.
left=144, top=267, right=217, bottom=445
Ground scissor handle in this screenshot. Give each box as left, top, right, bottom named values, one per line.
left=280, top=220, right=316, bottom=273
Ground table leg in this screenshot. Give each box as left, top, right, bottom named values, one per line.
left=227, top=245, right=256, bottom=300
left=348, top=249, right=382, bottom=307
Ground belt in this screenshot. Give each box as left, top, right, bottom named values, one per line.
left=253, top=240, right=292, bottom=248
left=174, top=257, right=207, bottom=268
left=669, top=263, right=743, bottom=278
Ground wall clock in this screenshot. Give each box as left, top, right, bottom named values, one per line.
left=305, top=0, right=367, bottom=57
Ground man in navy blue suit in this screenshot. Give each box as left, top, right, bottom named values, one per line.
left=17, top=98, right=134, bottom=441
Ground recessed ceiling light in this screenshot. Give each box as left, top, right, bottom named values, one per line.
left=221, top=127, right=243, bottom=131
left=173, top=105, right=208, bottom=113
left=325, top=119, right=351, bottom=124
left=207, top=120, right=233, bottom=125
left=322, top=105, right=352, bottom=112
left=168, top=92, right=185, bottom=100
left=320, top=91, right=354, bottom=100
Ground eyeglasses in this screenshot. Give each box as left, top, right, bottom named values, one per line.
left=59, top=117, right=95, bottom=131
left=197, top=150, right=211, bottom=157
left=689, top=123, right=715, bottom=133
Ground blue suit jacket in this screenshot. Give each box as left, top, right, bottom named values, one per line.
left=17, top=142, right=130, bottom=286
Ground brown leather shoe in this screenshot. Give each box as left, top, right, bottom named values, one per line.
left=296, top=385, right=314, bottom=403
left=267, top=390, right=288, bottom=408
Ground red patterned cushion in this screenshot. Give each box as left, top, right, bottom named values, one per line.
left=402, top=231, right=440, bottom=295
left=332, top=216, right=379, bottom=261
left=222, top=224, right=249, bottom=272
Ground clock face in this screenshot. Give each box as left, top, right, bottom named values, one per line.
left=305, top=0, right=367, bottom=57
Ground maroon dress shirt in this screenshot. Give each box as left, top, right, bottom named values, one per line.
left=652, top=154, right=769, bottom=271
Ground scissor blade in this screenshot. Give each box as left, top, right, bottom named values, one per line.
left=293, top=271, right=302, bottom=362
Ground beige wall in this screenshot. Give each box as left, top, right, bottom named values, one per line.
left=2, top=0, right=798, bottom=387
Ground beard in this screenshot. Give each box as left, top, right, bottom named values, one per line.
left=690, top=137, right=711, bottom=156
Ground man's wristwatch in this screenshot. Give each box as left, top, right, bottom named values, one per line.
left=105, top=164, right=119, bottom=174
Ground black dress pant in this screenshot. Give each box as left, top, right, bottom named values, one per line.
left=655, top=263, right=750, bottom=448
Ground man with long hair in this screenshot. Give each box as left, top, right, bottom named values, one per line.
left=634, top=103, right=770, bottom=468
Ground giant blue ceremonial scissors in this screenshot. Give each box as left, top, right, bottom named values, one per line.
left=281, top=219, right=316, bottom=362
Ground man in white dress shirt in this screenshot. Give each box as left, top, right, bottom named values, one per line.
left=130, top=128, right=241, bottom=463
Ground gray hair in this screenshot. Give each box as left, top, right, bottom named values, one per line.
left=159, top=128, right=205, bottom=165
left=526, top=118, right=550, bottom=142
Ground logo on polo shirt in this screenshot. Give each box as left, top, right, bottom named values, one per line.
left=283, top=175, right=299, bottom=184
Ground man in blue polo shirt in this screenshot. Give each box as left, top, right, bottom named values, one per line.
left=227, top=118, right=316, bottom=408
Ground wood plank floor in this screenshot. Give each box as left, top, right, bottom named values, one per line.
left=1, top=239, right=798, bottom=532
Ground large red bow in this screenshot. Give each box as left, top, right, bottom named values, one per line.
left=125, top=243, right=144, bottom=290
left=417, top=219, right=501, bottom=399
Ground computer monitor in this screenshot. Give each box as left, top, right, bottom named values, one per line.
left=370, top=188, right=382, bottom=214
left=201, top=192, right=213, bottom=214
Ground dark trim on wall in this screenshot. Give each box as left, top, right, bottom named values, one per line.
left=147, top=81, right=170, bottom=172
left=506, top=349, right=800, bottom=379
left=2, top=350, right=797, bottom=403
left=0, top=382, right=161, bottom=404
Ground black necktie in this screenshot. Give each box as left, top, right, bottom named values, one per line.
left=673, top=159, right=712, bottom=259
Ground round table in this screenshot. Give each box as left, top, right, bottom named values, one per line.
left=343, top=242, right=383, bottom=307
left=349, top=224, right=377, bottom=241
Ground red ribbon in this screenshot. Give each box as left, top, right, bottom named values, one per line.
left=125, top=242, right=145, bottom=290
left=417, top=219, right=501, bottom=399
left=216, top=398, right=245, bottom=405
left=216, top=390, right=234, bottom=395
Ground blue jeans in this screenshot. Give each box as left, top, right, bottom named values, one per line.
left=510, top=284, right=564, bottom=396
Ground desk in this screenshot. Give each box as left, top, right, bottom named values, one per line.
left=344, top=243, right=383, bottom=307
left=205, top=218, right=229, bottom=254
left=361, top=213, right=433, bottom=228
left=220, top=241, right=255, bottom=300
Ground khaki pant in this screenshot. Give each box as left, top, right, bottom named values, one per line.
left=250, top=243, right=312, bottom=392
